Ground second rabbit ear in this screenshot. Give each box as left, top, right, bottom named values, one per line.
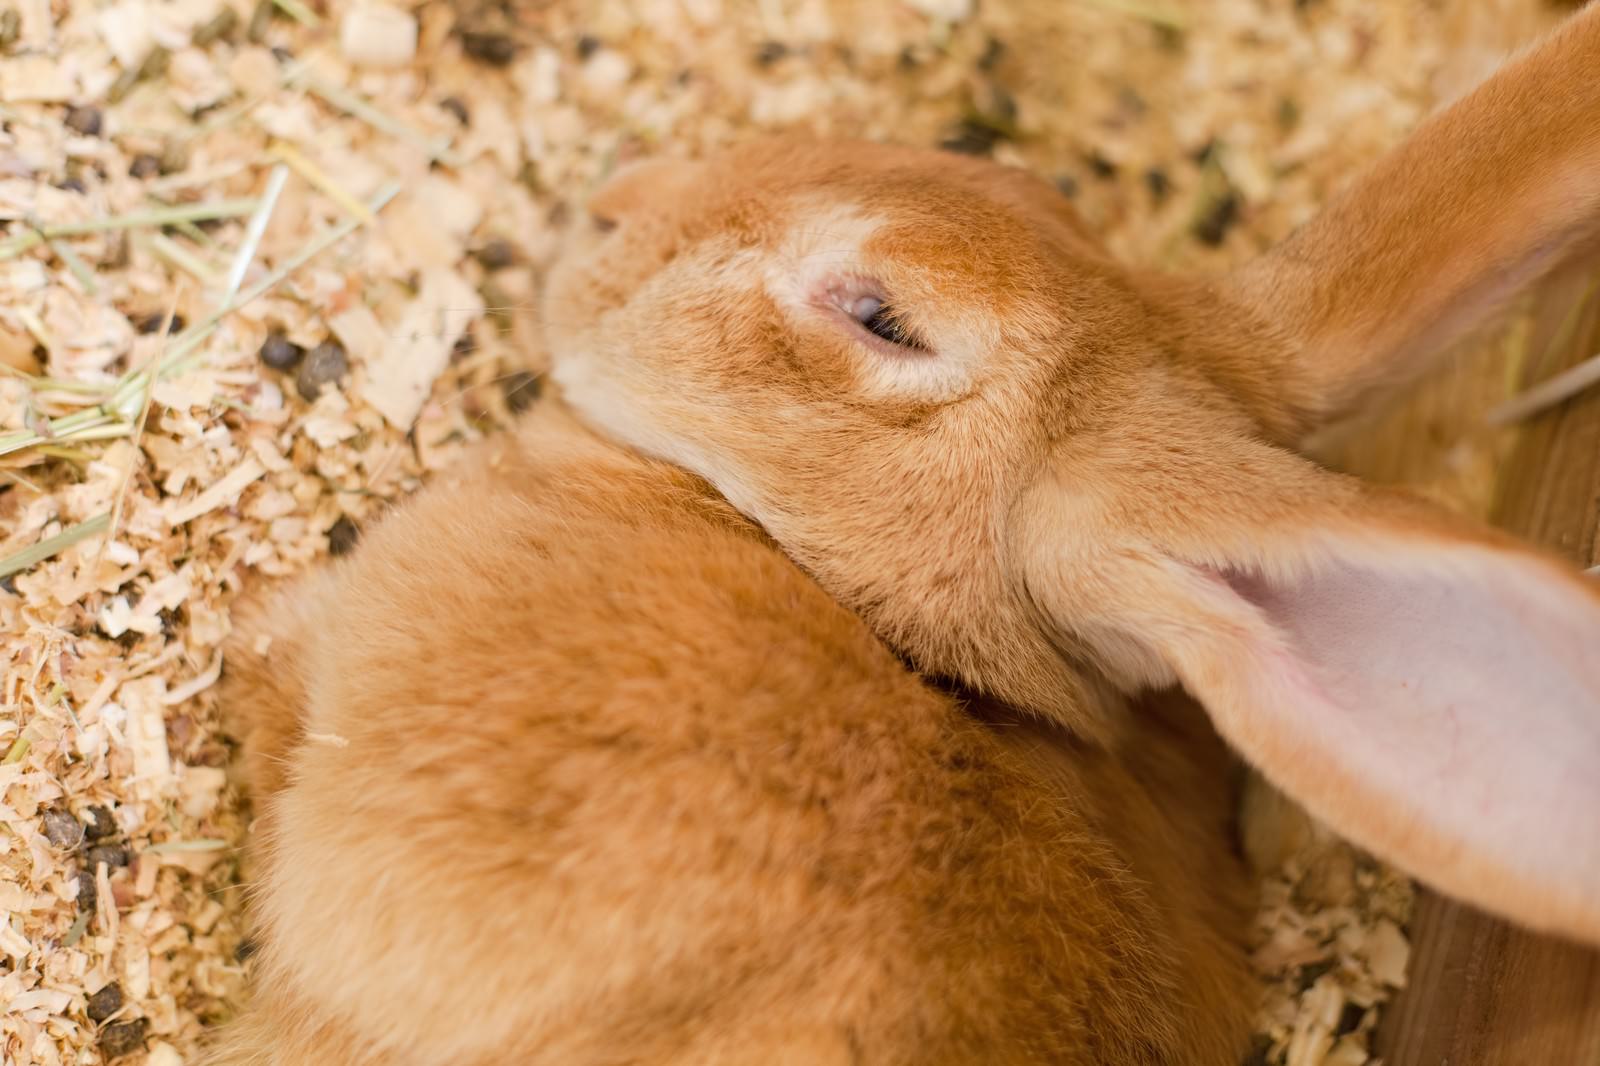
left=1023, top=455, right=1600, bottom=946
left=1224, top=2, right=1600, bottom=435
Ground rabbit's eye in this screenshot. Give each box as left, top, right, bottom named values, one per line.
left=849, top=296, right=926, bottom=351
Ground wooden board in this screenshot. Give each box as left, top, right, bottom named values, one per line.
left=1379, top=893, right=1600, bottom=1064
left=1329, top=267, right=1600, bottom=1063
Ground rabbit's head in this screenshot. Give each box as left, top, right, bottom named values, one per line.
left=546, top=7, right=1600, bottom=946
left=549, top=140, right=1158, bottom=730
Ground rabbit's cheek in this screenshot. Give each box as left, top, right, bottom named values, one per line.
left=550, top=357, right=772, bottom=522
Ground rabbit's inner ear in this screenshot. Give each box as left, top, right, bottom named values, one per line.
left=1029, top=495, right=1600, bottom=945
left=1194, top=540, right=1600, bottom=945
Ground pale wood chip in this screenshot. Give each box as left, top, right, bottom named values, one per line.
left=165, top=458, right=267, bottom=527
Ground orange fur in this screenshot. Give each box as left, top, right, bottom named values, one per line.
left=545, top=5, right=1600, bottom=945
left=208, top=406, right=1254, bottom=1064
left=214, top=7, right=1600, bottom=1059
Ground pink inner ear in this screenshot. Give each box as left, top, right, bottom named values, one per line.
left=1199, top=549, right=1600, bottom=943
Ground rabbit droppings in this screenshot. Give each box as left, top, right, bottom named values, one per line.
left=208, top=404, right=1255, bottom=1065
left=545, top=6, right=1600, bottom=947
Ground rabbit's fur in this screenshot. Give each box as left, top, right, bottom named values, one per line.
left=546, top=7, right=1600, bottom=945
left=210, top=406, right=1253, bottom=1065
left=212, top=5, right=1600, bottom=1062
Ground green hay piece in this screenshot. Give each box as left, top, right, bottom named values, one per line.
left=62, top=910, right=91, bottom=947
left=270, top=0, right=320, bottom=27
left=301, top=75, right=462, bottom=166
left=145, top=233, right=221, bottom=287
left=0, top=511, right=111, bottom=579
left=0, top=199, right=259, bottom=260
left=1, top=733, right=31, bottom=765
left=42, top=232, right=99, bottom=295
left=0, top=183, right=401, bottom=457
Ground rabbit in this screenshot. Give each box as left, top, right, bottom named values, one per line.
left=206, top=401, right=1259, bottom=1065
left=544, top=0, right=1600, bottom=948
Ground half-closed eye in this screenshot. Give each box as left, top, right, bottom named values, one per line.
left=847, top=295, right=928, bottom=352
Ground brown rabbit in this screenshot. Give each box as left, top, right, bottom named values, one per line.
left=545, top=4, right=1600, bottom=945
left=208, top=403, right=1257, bottom=1065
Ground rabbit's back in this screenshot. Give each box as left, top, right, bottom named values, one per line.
left=210, top=407, right=1251, bottom=1066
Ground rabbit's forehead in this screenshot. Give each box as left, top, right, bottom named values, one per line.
left=759, top=195, right=1032, bottom=311
left=763, top=201, right=886, bottom=299
left=784, top=200, right=883, bottom=255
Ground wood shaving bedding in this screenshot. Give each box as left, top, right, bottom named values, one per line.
left=0, top=0, right=1559, bottom=1062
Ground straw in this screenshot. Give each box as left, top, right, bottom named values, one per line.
left=144, top=233, right=222, bottom=287
left=218, top=163, right=289, bottom=308
left=1487, top=350, right=1600, bottom=425
left=0, top=182, right=401, bottom=458
left=16, top=307, right=54, bottom=350
left=0, top=512, right=111, bottom=580
left=39, top=229, right=100, bottom=294
left=270, top=0, right=320, bottom=27
left=96, top=292, right=181, bottom=573
left=269, top=141, right=375, bottom=223
left=300, top=75, right=463, bottom=166
left=1073, top=0, right=1188, bottom=32
left=145, top=839, right=230, bottom=855
left=0, top=200, right=259, bottom=260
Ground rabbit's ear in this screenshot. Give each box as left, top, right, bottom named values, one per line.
left=1224, top=3, right=1600, bottom=433
left=1023, top=469, right=1600, bottom=944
